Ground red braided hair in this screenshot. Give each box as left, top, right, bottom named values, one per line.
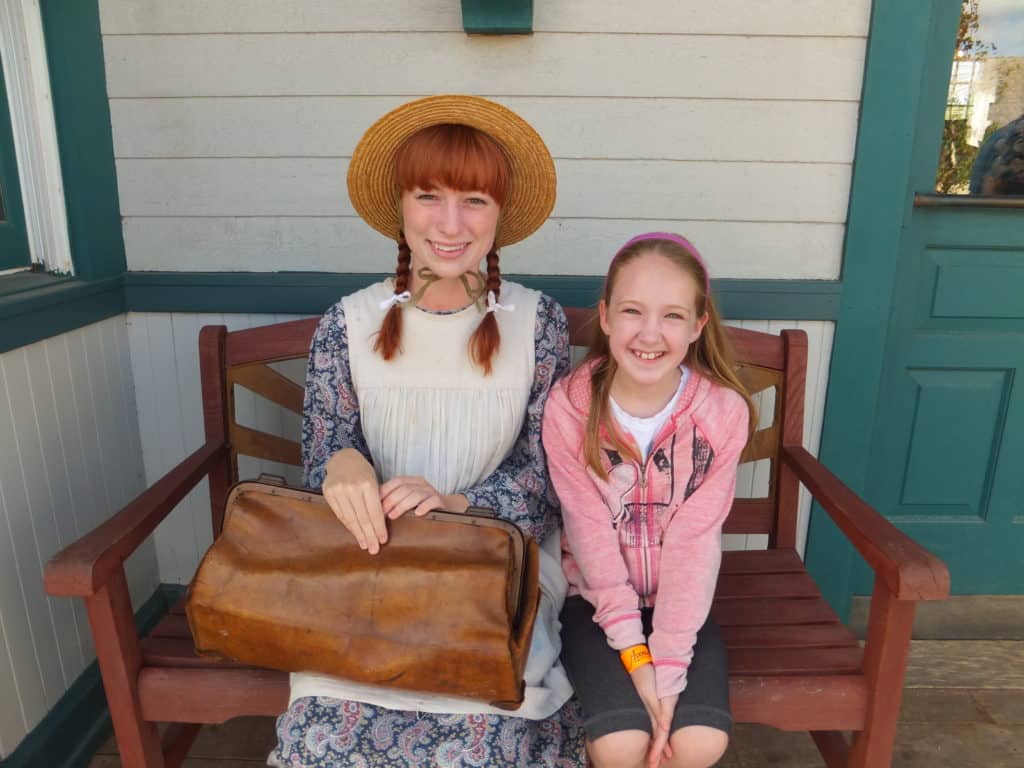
left=373, top=234, right=412, bottom=360
left=469, top=247, right=502, bottom=374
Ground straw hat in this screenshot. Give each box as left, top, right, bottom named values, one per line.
left=347, top=95, right=556, bottom=247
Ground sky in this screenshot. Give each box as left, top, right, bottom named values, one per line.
left=977, top=0, right=1024, bottom=57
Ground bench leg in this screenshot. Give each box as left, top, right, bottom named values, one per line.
left=847, top=581, right=916, bottom=768
left=810, top=730, right=849, bottom=768
left=162, top=722, right=201, bottom=768
left=86, top=569, right=164, bottom=768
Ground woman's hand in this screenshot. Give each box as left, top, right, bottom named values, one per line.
left=648, top=693, right=680, bottom=768
left=379, top=476, right=469, bottom=519
left=322, top=449, right=387, bottom=554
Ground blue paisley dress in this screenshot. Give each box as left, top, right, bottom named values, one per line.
left=267, top=292, right=586, bottom=767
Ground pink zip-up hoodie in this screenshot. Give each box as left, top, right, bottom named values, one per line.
left=542, top=359, right=749, bottom=697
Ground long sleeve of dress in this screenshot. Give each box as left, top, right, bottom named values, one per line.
left=462, top=294, right=570, bottom=542
left=301, top=302, right=372, bottom=490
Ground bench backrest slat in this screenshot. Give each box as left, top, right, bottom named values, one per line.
left=200, top=308, right=807, bottom=545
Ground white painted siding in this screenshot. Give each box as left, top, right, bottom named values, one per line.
left=99, top=1, right=869, bottom=36
left=0, top=317, right=154, bottom=758
left=100, top=0, right=869, bottom=279
left=128, top=312, right=833, bottom=586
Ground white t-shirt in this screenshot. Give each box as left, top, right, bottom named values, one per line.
left=610, top=367, right=690, bottom=462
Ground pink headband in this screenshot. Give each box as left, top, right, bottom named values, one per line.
left=613, top=232, right=711, bottom=296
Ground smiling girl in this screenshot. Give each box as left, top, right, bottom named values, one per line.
left=542, top=233, right=756, bottom=768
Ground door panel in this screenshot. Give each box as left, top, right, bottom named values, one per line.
left=925, top=251, right=1024, bottom=321
left=854, top=211, right=1024, bottom=594
left=901, top=367, right=1010, bottom=515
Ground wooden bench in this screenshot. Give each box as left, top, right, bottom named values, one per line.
left=45, top=309, right=950, bottom=768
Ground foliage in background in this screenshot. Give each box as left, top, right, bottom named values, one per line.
left=937, top=0, right=997, bottom=192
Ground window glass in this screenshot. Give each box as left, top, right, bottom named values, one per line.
left=937, top=0, right=1024, bottom=194
left=1, top=48, right=29, bottom=268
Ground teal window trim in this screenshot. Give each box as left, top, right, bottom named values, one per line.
left=462, top=0, right=533, bottom=34
left=0, top=276, right=125, bottom=353
left=38, top=0, right=125, bottom=282
left=0, top=48, right=31, bottom=270
left=0, top=272, right=74, bottom=298
left=0, top=0, right=126, bottom=350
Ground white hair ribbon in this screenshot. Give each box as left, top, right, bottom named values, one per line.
left=485, top=290, right=515, bottom=314
left=379, top=290, right=412, bottom=310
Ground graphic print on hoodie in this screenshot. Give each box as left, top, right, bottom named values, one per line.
left=604, top=427, right=714, bottom=551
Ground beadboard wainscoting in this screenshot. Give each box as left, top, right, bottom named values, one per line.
left=0, top=315, right=154, bottom=757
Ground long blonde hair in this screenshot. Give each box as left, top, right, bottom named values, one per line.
left=580, top=236, right=757, bottom=478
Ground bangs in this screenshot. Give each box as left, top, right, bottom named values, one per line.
left=393, top=124, right=510, bottom=205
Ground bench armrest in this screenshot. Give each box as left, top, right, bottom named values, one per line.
left=45, top=440, right=229, bottom=598
left=780, top=445, right=950, bottom=601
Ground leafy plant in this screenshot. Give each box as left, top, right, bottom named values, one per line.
left=936, top=0, right=997, bottom=192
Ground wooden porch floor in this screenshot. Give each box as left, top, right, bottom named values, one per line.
left=88, top=641, right=1024, bottom=767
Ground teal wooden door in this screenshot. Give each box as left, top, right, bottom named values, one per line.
left=862, top=207, right=1024, bottom=594
left=808, top=0, right=1024, bottom=611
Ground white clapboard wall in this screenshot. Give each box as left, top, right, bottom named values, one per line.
left=0, top=316, right=154, bottom=758
left=99, top=0, right=869, bottom=278
left=127, top=312, right=833, bottom=586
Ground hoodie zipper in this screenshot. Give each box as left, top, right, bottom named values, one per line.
left=635, top=458, right=650, bottom=604
left=634, top=418, right=679, bottom=606
left=612, top=370, right=699, bottom=606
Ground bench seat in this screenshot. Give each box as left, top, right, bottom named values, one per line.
left=136, top=548, right=865, bottom=731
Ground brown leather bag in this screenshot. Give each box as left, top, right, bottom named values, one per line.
left=186, top=481, right=540, bottom=709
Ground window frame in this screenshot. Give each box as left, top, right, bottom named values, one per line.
left=0, top=0, right=126, bottom=355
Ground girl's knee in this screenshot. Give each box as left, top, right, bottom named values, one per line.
left=665, top=725, right=729, bottom=768
left=587, top=729, right=651, bottom=768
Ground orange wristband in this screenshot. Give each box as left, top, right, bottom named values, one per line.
left=619, top=644, right=653, bottom=673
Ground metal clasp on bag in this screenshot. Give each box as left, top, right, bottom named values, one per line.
left=257, top=473, right=286, bottom=487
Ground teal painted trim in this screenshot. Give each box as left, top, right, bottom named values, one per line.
left=38, top=0, right=126, bottom=280
left=0, top=277, right=124, bottom=354
left=462, top=0, right=533, bottom=34
left=0, top=272, right=74, bottom=298
left=714, top=279, right=840, bottom=320
left=0, top=48, right=30, bottom=269
left=124, top=271, right=392, bottom=315
left=0, top=272, right=839, bottom=354
left=0, top=584, right=184, bottom=768
left=806, top=0, right=962, bottom=616
left=123, top=272, right=841, bottom=319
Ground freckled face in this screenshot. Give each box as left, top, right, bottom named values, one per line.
left=400, top=186, right=500, bottom=280
left=599, top=251, right=708, bottom=394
